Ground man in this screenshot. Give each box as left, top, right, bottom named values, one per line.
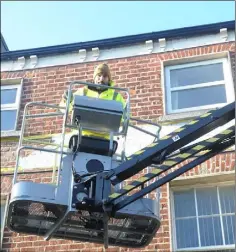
left=43, top=64, right=125, bottom=216
left=60, top=63, right=126, bottom=140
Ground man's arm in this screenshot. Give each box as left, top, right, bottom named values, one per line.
left=59, top=90, right=72, bottom=113
left=115, top=93, right=126, bottom=109
left=59, top=88, right=84, bottom=113
left=115, top=92, right=131, bottom=124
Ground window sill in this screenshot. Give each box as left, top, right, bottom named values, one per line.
left=175, top=245, right=235, bottom=252
left=159, top=109, right=211, bottom=123
left=170, top=171, right=235, bottom=188
left=1, top=130, right=21, bottom=138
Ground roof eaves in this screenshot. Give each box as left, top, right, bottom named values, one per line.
left=1, top=20, right=234, bottom=61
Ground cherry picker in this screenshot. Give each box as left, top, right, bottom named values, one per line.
left=6, top=81, right=235, bottom=248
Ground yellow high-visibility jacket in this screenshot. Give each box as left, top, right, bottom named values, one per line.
left=59, top=81, right=126, bottom=139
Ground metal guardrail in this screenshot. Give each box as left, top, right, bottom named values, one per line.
left=13, top=81, right=131, bottom=186
left=13, top=81, right=162, bottom=195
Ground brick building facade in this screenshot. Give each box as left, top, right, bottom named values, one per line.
left=1, top=21, right=235, bottom=252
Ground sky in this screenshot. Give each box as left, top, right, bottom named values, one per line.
left=1, top=1, right=235, bottom=51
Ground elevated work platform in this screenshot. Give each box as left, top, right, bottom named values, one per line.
left=6, top=81, right=235, bottom=248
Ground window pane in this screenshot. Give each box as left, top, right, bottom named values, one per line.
left=219, top=186, right=236, bottom=214
left=171, top=85, right=227, bottom=110
left=199, top=216, right=223, bottom=246
left=223, top=215, right=235, bottom=245
left=196, top=187, right=219, bottom=216
left=176, top=218, right=199, bottom=248
left=170, top=63, right=224, bottom=87
left=1, top=110, right=17, bottom=131
left=1, top=88, right=17, bottom=104
left=174, top=189, right=196, bottom=218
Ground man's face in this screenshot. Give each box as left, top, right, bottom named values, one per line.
left=94, top=73, right=109, bottom=85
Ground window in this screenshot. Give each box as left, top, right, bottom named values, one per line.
left=1, top=82, right=22, bottom=131
left=172, top=185, right=235, bottom=251
left=165, top=58, right=235, bottom=114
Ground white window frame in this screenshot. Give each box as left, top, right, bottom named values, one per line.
left=170, top=182, right=235, bottom=252
left=1, top=80, right=23, bottom=132
left=165, top=58, right=235, bottom=114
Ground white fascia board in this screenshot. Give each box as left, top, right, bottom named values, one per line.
left=1, top=30, right=235, bottom=72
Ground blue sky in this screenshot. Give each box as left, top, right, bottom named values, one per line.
left=1, top=1, right=235, bottom=51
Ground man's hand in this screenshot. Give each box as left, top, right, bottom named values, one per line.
left=62, top=90, right=73, bottom=102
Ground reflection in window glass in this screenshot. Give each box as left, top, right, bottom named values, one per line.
left=219, top=186, right=235, bottom=214
left=196, top=187, right=219, bottom=216
left=199, top=216, right=223, bottom=246
left=174, top=189, right=196, bottom=218
left=223, top=215, right=235, bottom=245
left=1, top=110, right=17, bottom=131
left=1, top=89, right=17, bottom=105
left=171, top=85, right=227, bottom=110
left=176, top=218, right=199, bottom=248
left=170, top=63, right=224, bottom=87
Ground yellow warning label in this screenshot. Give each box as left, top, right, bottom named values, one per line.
left=177, top=153, right=192, bottom=158
left=192, top=145, right=205, bottom=150
left=174, top=127, right=185, bottom=133
left=206, top=138, right=219, bottom=143
left=161, top=135, right=171, bottom=140
left=123, top=185, right=135, bottom=191
left=136, top=176, right=149, bottom=182
left=163, top=160, right=177, bottom=166
left=188, top=120, right=199, bottom=125
left=148, top=143, right=158, bottom=148
left=109, top=193, right=121, bottom=199
left=221, top=129, right=233, bottom=135
left=200, top=112, right=211, bottom=118
left=151, top=168, right=162, bottom=174
left=133, top=150, right=145, bottom=155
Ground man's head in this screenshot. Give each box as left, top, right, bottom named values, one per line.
left=93, top=63, right=111, bottom=85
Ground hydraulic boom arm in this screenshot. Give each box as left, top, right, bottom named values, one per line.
left=100, top=102, right=235, bottom=213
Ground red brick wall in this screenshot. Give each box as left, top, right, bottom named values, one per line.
left=1, top=42, right=235, bottom=252
left=1, top=141, right=18, bottom=169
